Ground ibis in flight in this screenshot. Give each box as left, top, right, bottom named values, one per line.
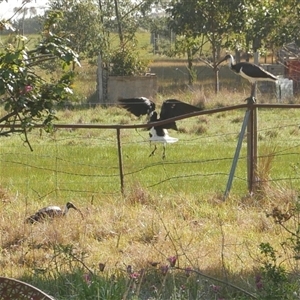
left=26, top=202, right=83, bottom=223
left=118, top=97, right=203, bottom=159
left=217, top=54, right=277, bottom=102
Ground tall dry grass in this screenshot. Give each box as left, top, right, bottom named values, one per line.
left=1, top=57, right=300, bottom=298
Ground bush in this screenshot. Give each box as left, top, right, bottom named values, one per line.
left=109, top=46, right=149, bottom=76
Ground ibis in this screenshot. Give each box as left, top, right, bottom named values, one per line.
left=217, top=54, right=277, bottom=101
left=26, top=202, right=83, bottom=223
left=118, top=97, right=203, bottom=159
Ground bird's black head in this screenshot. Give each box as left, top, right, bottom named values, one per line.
left=216, top=54, right=235, bottom=67
left=66, top=202, right=84, bottom=219
left=148, top=102, right=156, bottom=116
left=66, top=202, right=77, bottom=210
left=149, top=111, right=158, bottom=122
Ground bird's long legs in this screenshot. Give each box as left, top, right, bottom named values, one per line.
left=149, top=143, right=157, bottom=157
left=149, top=143, right=166, bottom=159
left=162, top=143, right=166, bottom=160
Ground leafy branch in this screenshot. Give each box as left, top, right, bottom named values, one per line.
left=0, top=10, right=80, bottom=150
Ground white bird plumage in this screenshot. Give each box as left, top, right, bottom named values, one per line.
left=118, top=97, right=202, bottom=158
left=217, top=54, right=277, bottom=101
left=26, top=202, right=83, bottom=223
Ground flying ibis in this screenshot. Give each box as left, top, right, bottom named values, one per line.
left=118, top=97, right=203, bottom=159
left=26, top=202, right=83, bottom=223
left=217, top=54, right=277, bottom=102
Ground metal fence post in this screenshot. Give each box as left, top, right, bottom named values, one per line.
left=223, top=109, right=251, bottom=200
left=247, top=101, right=258, bottom=194
left=116, top=128, right=124, bottom=195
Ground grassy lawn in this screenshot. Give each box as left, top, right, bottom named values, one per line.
left=1, top=95, right=300, bottom=299
left=1, top=32, right=300, bottom=299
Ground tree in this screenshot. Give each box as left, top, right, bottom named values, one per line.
left=223, top=0, right=300, bottom=61
left=167, top=0, right=247, bottom=90
left=47, top=0, right=105, bottom=61
left=98, top=0, right=160, bottom=76
left=0, top=10, right=80, bottom=150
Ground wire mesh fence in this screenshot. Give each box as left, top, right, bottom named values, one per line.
left=1, top=104, right=300, bottom=204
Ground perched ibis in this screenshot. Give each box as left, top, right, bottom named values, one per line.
left=217, top=54, right=277, bottom=101
left=118, top=97, right=203, bottom=159
left=26, top=202, right=83, bottom=223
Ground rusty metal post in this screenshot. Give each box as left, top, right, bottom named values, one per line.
left=247, top=49, right=259, bottom=194
left=253, top=107, right=258, bottom=190
left=247, top=101, right=254, bottom=194
left=116, top=128, right=124, bottom=195
left=249, top=105, right=258, bottom=194
left=247, top=92, right=258, bottom=194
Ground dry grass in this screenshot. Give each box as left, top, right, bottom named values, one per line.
left=1, top=59, right=300, bottom=298
left=0, top=183, right=295, bottom=278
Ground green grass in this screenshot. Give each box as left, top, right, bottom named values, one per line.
left=1, top=34, right=300, bottom=297
left=0, top=105, right=300, bottom=298
left=4, top=104, right=298, bottom=200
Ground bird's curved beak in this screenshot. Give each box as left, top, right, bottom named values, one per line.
left=71, top=204, right=84, bottom=219
left=216, top=56, right=227, bottom=67
left=76, top=207, right=84, bottom=219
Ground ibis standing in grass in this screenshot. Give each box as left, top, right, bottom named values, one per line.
left=118, top=97, right=203, bottom=159
left=26, top=202, right=83, bottom=223
left=217, top=54, right=278, bottom=102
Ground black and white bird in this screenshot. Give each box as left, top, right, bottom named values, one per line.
left=217, top=54, right=277, bottom=101
left=26, top=202, right=83, bottom=223
left=118, top=97, right=203, bottom=159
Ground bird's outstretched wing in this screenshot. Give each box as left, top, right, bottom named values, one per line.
left=160, top=99, right=202, bottom=120
left=118, top=97, right=155, bottom=117
left=159, top=99, right=203, bottom=130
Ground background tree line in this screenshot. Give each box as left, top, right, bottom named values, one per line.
left=4, top=0, right=300, bottom=82
left=1, top=0, right=300, bottom=142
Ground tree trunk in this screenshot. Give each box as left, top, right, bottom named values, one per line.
left=187, top=49, right=193, bottom=86
left=114, top=0, right=124, bottom=46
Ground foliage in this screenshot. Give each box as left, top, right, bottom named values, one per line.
left=166, top=0, right=300, bottom=66
left=167, top=0, right=246, bottom=50
left=166, top=35, right=205, bottom=85
left=257, top=242, right=291, bottom=299
left=0, top=10, right=80, bottom=149
left=166, top=0, right=246, bottom=88
left=268, top=0, right=300, bottom=47
left=109, top=45, right=149, bottom=76
left=47, top=0, right=105, bottom=61
left=102, top=0, right=157, bottom=76
left=256, top=201, right=300, bottom=299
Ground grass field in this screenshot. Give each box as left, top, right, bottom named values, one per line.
left=1, top=31, right=300, bottom=299
left=1, top=94, right=300, bottom=299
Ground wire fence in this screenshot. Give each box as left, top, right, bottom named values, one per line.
left=1, top=104, right=300, bottom=204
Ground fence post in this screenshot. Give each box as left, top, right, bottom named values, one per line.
left=247, top=103, right=258, bottom=194
left=247, top=49, right=259, bottom=195
left=224, top=109, right=251, bottom=200
left=247, top=101, right=257, bottom=194
left=116, top=128, right=124, bottom=195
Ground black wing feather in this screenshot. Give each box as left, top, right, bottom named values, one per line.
left=159, top=99, right=202, bottom=130
left=234, top=63, right=277, bottom=80
left=160, top=99, right=202, bottom=120
left=118, top=97, right=155, bottom=117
